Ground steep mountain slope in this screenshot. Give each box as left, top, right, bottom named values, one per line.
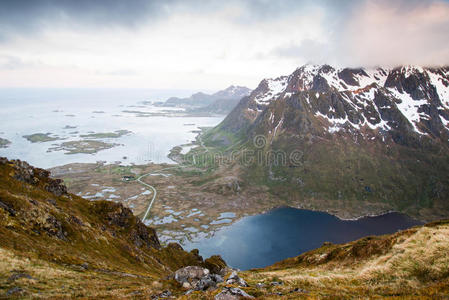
left=163, top=85, right=251, bottom=113
left=194, top=97, right=242, bottom=114
left=203, top=65, right=449, bottom=221
left=0, top=158, right=223, bottom=298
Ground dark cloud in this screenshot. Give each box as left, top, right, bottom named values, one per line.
left=0, top=0, right=175, bottom=40
left=0, top=0, right=356, bottom=40
left=1, top=0, right=448, bottom=67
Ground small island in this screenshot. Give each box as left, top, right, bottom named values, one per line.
left=79, top=130, right=132, bottom=139
left=47, top=140, right=121, bottom=154
left=0, top=137, right=11, bottom=148
left=23, top=133, right=63, bottom=143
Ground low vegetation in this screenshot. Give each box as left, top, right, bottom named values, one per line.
left=47, top=140, right=120, bottom=154
left=22, top=133, right=62, bottom=143
left=80, top=130, right=132, bottom=139
left=0, top=158, right=220, bottom=298
left=199, top=125, right=449, bottom=222
left=0, top=137, right=11, bottom=148
left=243, top=220, right=449, bottom=298
left=1, top=157, right=449, bottom=298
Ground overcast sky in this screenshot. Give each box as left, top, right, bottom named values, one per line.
left=0, top=0, right=448, bottom=90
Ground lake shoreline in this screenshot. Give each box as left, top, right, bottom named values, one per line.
left=182, top=206, right=423, bottom=270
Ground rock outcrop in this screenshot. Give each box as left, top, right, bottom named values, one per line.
left=215, top=287, right=254, bottom=299
left=174, top=266, right=224, bottom=291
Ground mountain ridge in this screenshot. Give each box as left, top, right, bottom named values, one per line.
left=160, top=85, right=252, bottom=114
left=220, top=64, right=449, bottom=139
left=201, top=64, right=449, bottom=221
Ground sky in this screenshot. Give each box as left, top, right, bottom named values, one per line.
left=0, top=0, right=448, bottom=90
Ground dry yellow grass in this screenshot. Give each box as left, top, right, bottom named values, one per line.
left=243, top=222, right=449, bottom=299
left=0, top=247, right=166, bottom=298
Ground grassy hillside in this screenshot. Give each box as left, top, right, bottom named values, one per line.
left=199, top=101, right=449, bottom=221
left=0, top=158, right=217, bottom=298
left=241, top=220, right=449, bottom=299
left=1, top=157, right=449, bottom=298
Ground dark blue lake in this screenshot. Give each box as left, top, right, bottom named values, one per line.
left=184, top=207, right=422, bottom=270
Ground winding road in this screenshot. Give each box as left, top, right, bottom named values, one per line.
left=136, top=133, right=209, bottom=222
left=137, top=166, right=181, bottom=222
left=136, top=173, right=158, bottom=222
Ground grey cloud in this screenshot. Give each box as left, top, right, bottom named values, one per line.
left=1, top=0, right=448, bottom=67
left=0, top=0, right=357, bottom=39
left=268, top=0, right=449, bottom=67
left=0, top=0, right=175, bottom=40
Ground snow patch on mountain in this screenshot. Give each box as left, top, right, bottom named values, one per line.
left=388, top=88, right=428, bottom=134
left=255, top=77, right=288, bottom=104
left=427, top=70, right=449, bottom=109
left=315, top=111, right=349, bottom=133
left=273, top=117, right=284, bottom=137
left=241, top=64, right=448, bottom=139
left=401, top=66, right=425, bottom=78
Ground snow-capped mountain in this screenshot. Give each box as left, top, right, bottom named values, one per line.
left=221, top=64, right=449, bottom=144
left=213, top=85, right=252, bottom=100
left=207, top=64, right=449, bottom=220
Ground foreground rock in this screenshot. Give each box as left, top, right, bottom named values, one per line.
left=226, top=271, right=248, bottom=287
left=215, top=287, right=254, bottom=299
left=174, top=266, right=224, bottom=291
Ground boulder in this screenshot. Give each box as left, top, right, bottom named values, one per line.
left=215, top=287, right=254, bottom=299
left=226, top=271, right=248, bottom=287
left=174, top=266, right=225, bottom=291
left=151, top=290, right=172, bottom=299
left=175, top=266, right=209, bottom=284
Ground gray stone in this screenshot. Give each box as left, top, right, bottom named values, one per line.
left=215, top=287, right=254, bottom=299
left=211, top=274, right=224, bottom=283
left=174, top=266, right=210, bottom=284
left=151, top=290, right=172, bottom=299
left=226, top=271, right=248, bottom=287
left=6, top=287, right=24, bottom=296
left=7, top=271, right=33, bottom=282
left=174, top=266, right=222, bottom=291
left=196, top=274, right=216, bottom=291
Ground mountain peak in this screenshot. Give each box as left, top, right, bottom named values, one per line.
left=222, top=63, right=449, bottom=140
left=212, top=85, right=252, bottom=99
